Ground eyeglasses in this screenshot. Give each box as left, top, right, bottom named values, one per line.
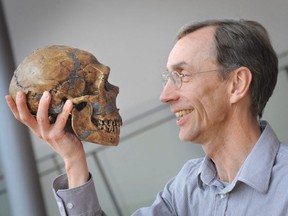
left=161, top=68, right=234, bottom=89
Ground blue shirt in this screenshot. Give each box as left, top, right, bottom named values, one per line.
left=53, top=121, right=288, bottom=216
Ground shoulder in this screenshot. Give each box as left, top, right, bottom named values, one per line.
left=180, top=157, right=204, bottom=174
left=275, top=143, right=288, bottom=163
left=162, top=157, right=204, bottom=193
left=268, top=143, right=288, bottom=203
left=278, top=143, right=288, bottom=156
left=272, top=143, right=288, bottom=182
left=173, top=157, right=204, bottom=184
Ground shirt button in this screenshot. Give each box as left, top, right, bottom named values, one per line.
left=67, top=203, right=74, bottom=209
left=220, top=194, right=226, bottom=199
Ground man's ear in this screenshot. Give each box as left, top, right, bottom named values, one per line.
left=229, top=67, right=252, bottom=104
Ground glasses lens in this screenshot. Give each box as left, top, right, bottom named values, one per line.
left=161, top=71, right=169, bottom=87
left=171, top=71, right=181, bottom=88
left=161, top=71, right=182, bottom=88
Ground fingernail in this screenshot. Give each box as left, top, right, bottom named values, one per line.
left=65, top=99, right=72, bottom=107
left=17, top=91, right=23, bottom=99
left=43, top=91, right=49, bottom=98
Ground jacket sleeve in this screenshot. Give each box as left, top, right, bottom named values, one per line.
left=52, top=173, right=106, bottom=216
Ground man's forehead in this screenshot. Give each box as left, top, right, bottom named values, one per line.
left=167, top=27, right=216, bottom=69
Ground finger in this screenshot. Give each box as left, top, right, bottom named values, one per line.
left=36, top=91, right=51, bottom=132
left=14, top=92, right=38, bottom=128
left=5, top=94, right=20, bottom=120
left=53, top=99, right=73, bottom=133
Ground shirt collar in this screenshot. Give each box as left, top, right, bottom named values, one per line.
left=197, top=156, right=216, bottom=189
left=237, top=121, right=280, bottom=193
left=197, top=121, right=280, bottom=193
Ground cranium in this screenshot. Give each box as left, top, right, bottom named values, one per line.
left=9, top=45, right=122, bottom=146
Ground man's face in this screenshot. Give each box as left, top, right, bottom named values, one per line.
left=160, top=27, right=231, bottom=144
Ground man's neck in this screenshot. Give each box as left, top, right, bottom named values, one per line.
left=203, top=117, right=261, bottom=183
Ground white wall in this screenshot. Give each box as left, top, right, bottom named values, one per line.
left=1, top=0, right=288, bottom=215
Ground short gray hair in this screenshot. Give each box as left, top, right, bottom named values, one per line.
left=177, top=19, right=278, bottom=119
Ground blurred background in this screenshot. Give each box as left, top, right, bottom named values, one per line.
left=0, top=0, right=287, bottom=215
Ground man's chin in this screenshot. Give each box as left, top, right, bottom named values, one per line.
left=179, top=133, right=191, bottom=142
left=179, top=131, right=201, bottom=143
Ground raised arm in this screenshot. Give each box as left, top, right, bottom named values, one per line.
left=5, top=91, right=89, bottom=188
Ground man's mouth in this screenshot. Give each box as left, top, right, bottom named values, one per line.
left=175, top=109, right=193, bottom=119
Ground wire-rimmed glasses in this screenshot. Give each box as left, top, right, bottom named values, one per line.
left=161, top=68, right=234, bottom=89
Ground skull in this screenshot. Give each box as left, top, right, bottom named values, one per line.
left=9, top=45, right=122, bottom=146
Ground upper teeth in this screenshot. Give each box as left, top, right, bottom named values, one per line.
left=93, top=119, right=122, bottom=133
left=175, top=109, right=193, bottom=118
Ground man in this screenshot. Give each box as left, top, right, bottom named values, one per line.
left=5, top=19, right=288, bottom=215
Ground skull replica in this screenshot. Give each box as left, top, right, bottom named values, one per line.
left=9, top=45, right=122, bottom=146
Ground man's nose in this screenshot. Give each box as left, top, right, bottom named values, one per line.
left=160, top=80, right=178, bottom=104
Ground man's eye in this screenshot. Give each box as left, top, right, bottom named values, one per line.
left=181, top=74, right=192, bottom=81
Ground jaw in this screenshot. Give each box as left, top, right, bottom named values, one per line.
left=71, top=103, right=122, bottom=146
left=176, top=109, right=206, bottom=143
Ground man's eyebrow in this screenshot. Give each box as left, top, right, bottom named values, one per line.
left=168, top=61, right=188, bottom=70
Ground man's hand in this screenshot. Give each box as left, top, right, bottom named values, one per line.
left=5, top=91, right=89, bottom=188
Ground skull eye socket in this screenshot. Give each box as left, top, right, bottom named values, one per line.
left=75, top=102, right=87, bottom=111
left=105, top=82, right=110, bottom=92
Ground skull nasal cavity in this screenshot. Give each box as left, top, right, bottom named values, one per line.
left=75, top=102, right=87, bottom=111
